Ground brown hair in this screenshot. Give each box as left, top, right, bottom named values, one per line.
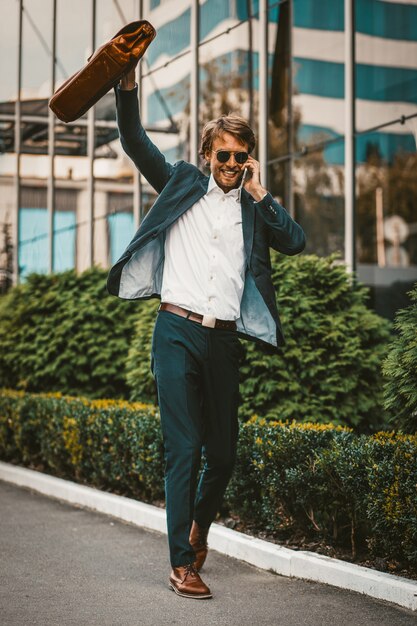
left=199, top=114, right=256, bottom=160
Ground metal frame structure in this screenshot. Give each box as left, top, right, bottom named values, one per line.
left=47, top=0, right=57, bottom=273
left=286, top=0, right=294, bottom=218
left=6, top=0, right=180, bottom=282
left=134, top=0, right=143, bottom=229
left=344, top=0, right=356, bottom=274
left=258, top=0, right=269, bottom=190
left=190, top=0, right=200, bottom=166
left=86, top=0, right=96, bottom=269
left=13, top=0, right=23, bottom=286
left=8, top=0, right=416, bottom=284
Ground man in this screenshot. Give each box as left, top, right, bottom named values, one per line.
left=107, top=66, right=306, bottom=600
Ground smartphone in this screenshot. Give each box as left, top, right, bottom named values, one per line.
left=238, top=168, right=248, bottom=201
left=240, top=168, right=248, bottom=185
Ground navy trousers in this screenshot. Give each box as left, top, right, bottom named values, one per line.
left=151, top=310, right=240, bottom=567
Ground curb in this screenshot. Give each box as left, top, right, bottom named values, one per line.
left=1, top=461, right=416, bottom=611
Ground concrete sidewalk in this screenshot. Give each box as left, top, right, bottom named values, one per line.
left=1, top=481, right=416, bottom=626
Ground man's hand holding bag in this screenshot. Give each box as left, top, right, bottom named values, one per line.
left=49, top=20, right=156, bottom=123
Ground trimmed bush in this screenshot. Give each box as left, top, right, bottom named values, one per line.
left=383, top=284, right=417, bottom=433
left=126, top=300, right=159, bottom=404
left=0, top=268, right=140, bottom=399
left=226, top=419, right=367, bottom=556
left=238, top=254, right=391, bottom=432
left=366, top=432, right=417, bottom=567
left=1, top=389, right=416, bottom=569
left=126, top=254, right=391, bottom=431
left=226, top=417, right=417, bottom=568
left=0, top=389, right=164, bottom=501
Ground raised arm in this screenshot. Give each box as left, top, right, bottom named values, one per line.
left=116, top=71, right=174, bottom=193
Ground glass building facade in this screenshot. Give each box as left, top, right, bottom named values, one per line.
left=0, top=0, right=416, bottom=318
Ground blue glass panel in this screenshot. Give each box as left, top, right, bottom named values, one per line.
left=294, top=58, right=417, bottom=104
left=293, top=0, right=344, bottom=31
left=148, top=53, right=417, bottom=123
left=19, top=208, right=76, bottom=278
left=147, top=51, right=244, bottom=123
left=147, top=74, right=190, bottom=123
left=53, top=211, right=76, bottom=272
left=298, top=124, right=344, bottom=165
left=299, top=124, right=416, bottom=165
left=200, top=0, right=231, bottom=40
left=293, top=57, right=344, bottom=98
left=147, top=8, right=190, bottom=66
left=108, top=212, right=134, bottom=265
left=236, top=0, right=252, bottom=20
left=356, top=0, right=417, bottom=42
left=356, top=130, right=416, bottom=164
left=163, top=143, right=186, bottom=163
left=267, top=0, right=280, bottom=22
left=356, top=64, right=417, bottom=104
left=19, top=208, right=48, bottom=278
left=294, top=0, right=417, bottom=40
left=148, top=0, right=237, bottom=66
left=150, top=0, right=160, bottom=8
left=237, top=0, right=279, bottom=21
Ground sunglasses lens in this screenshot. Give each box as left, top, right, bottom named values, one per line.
left=235, top=152, right=249, bottom=164
left=216, top=151, right=230, bottom=163
left=215, top=151, right=249, bottom=164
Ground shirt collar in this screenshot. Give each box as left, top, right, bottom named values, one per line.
left=207, top=174, right=240, bottom=200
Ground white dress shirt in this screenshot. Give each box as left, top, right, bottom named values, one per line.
left=161, top=175, right=246, bottom=320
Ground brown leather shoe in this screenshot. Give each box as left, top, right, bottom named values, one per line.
left=189, top=521, right=209, bottom=571
left=169, top=564, right=212, bottom=599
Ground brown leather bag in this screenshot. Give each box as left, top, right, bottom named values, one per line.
left=49, top=20, right=156, bottom=123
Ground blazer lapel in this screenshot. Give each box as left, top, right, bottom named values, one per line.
left=163, top=175, right=209, bottom=229
left=241, top=189, right=255, bottom=264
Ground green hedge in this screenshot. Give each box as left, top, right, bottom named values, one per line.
left=383, top=284, right=417, bottom=433
left=0, top=268, right=139, bottom=399
left=0, top=389, right=165, bottom=501
left=0, top=256, right=391, bottom=432
left=238, top=254, right=391, bottom=432
left=126, top=254, right=391, bottom=432
left=229, top=419, right=417, bottom=566
left=126, top=300, right=159, bottom=405
left=1, top=389, right=416, bottom=570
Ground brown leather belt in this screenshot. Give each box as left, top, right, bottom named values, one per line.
left=159, top=303, right=237, bottom=331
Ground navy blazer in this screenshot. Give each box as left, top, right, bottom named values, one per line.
left=107, top=86, right=306, bottom=349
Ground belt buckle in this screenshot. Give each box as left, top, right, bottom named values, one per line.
left=202, top=314, right=216, bottom=328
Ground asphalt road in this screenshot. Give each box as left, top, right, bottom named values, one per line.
left=1, top=480, right=416, bottom=626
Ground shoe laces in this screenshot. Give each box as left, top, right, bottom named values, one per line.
left=183, top=564, right=198, bottom=579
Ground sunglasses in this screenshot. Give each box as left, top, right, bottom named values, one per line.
left=212, top=150, right=249, bottom=164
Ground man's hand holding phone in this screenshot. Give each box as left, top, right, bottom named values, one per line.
left=241, top=156, right=267, bottom=202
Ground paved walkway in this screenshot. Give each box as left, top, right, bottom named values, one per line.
left=1, top=480, right=416, bottom=626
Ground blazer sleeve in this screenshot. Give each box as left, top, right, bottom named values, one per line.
left=254, top=193, right=306, bottom=255
left=115, top=84, right=174, bottom=193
